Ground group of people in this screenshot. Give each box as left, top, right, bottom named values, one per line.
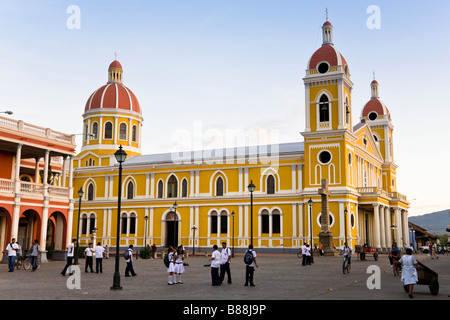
left=4, top=238, right=40, bottom=272
left=165, top=242, right=258, bottom=287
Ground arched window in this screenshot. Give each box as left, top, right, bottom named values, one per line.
left=181, top=179, right=188, bottom=197
left=261, top=209, right=270, bottom=234
left=129, top=213, right=136, bottom=234
left=345, top=97, right=350, bottom=125
left=87, top=183, right=94, bottom=201
left=121, top=213, right=128, bottom=234
left=157, top=180, right=164, bottom=198
left=220, top=210, right=228, bottom=234
left=216, top=177, right=224, bottom=196
left=81, top=214, right=87, bottom=234
left=84, top=123, right=88, bottom=142
left=210, top=210, right=218, bottom=234
left=127, top=181, right=134, bottom=199
left=119, top=123, right=127, bottom=140
left=132, top=125, right=137, bottom=142
left=272, top=209, right=281, bottom=234
left=92, top=122, right=98, bottom=139
left=104, top=122, right=113, bottom=139
left=167, top=175, right=178, bottom=198
left=319, top=94, right=330, bottom=122
left=267, top=175, right=275, bottom=194
left=89, top=214, right=96, bottom=234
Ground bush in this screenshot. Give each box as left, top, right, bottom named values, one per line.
left=139, top=248, right=153, bottom=259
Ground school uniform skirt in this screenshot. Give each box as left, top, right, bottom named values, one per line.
left=167, top=262, right=176, bottom=273
left=174, top=262, right=185, bottom=274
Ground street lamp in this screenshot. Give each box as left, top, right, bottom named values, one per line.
left=173, top=201, right=178, bottom=247
left=191, top=225, right=197, bottom=255
left=111, top=145, right=127, bottom=291
left=144, top=215, right=149, bottom=248
left=74, top=187, right=84, bottom=265
left=247, top=180, right=255, bottom=246
left=307, top=198, right=314, bottom=263
left=231, top=211, right=235, bottom=258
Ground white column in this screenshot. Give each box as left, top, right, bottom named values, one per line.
left=373, top=203, right=381, bottom=248
left=298, top=203, right=303, bottom=246
left=339, top=201, right=345, bottom=246
left=384, top=207, right=391, bottom=248
left=402, top=209, right=409, bottom=247
left=61, top=157, right=66, bottom=187
left=66, top=199, right=75, bottom=249
left=291, top=165, right=296, bottom=192
left=35, top=157, right=41, bottom=184
left=39, top=197, right=50, bottom=262
left=393, top=208, right=401, bottom=246
left=379, top=205, right=386, bottom=249
left=238, top=205, right=243, bottom=246
left=14, top=144, right=22, bottom=193
left=305, top=83, right=311, bottom=132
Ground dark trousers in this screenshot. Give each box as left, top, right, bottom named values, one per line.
left=61, top=257, right=73, bottom=275
left=30, top=256, right=38, bottom=270
left=125, top=261, right=136, bottom=276
left=245, top=265, right=255, bottom=285
left=220, top=263, right=232, bottom=284
left=302, top=255, right=311, bottom=266
left=211, top=267, right=220, bottom=286
left=85, top=256, right=93, bottom=272
left=96, top=258, right=103, bottom=273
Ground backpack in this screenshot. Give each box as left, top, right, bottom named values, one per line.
left=123, top=250, right=130, bottom=260
left=163, top=254, right=170, bottom=267
left=244, top=250, right=253, bottom=265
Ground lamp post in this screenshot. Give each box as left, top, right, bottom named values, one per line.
left=247, top=181, right=255, bottom=246
left=173, top=201, right=178, bottom=248
left=144, top=215, right=149, bottom=248
left=191, top=225, right=197, bottom=255
left=74, top=187, right=84, bottom=265
left=231, top=211, right=235, bottom=258
left=344, top=208, right=348, bottom=245
left=307, top=198, right=314, bottom=263
left=111, top=145, right=127, bottom=291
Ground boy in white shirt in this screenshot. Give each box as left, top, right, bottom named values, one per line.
left=84, top=243, right=94, bottom=273
left=61, top=239, right=77, bottom=276
left=219, top=242, right=232, bottom=284
left=94, top=242, right=105, bottom=273
left=6, top=238, right=19, bottom=272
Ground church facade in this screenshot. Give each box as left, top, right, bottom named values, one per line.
left=72, top=19, right=409, bottom=253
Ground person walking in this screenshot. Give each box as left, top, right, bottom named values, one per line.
left=124, top=245, right=137, bottom=277
left=5, top=238, right=19, bottom=272
left=151, top=244, right=157, bottom=259
left=84, top=243, right=94, bottom=273
left=167, top=246, right=176, bottom=285
left=27, top=239, right=40, bottom=271
left=61, top=239, right=77, bottom=276
left=209, top=245, right=221, bottom=286
left=300, top=243, right=307, bottom=266
left=173, top=245, right=185, bottom=284
left=219, top=242, right=232, bottom=284
left=399, top=248, right=419, bottom=298
left=302, top=244, right=311, bottom=266
left=94, top=242, right=105, bottom=273
left=244, top=244, right=258, bottom=286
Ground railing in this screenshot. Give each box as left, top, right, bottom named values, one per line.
left=0, top=115, right=75, bottom=144
left=0, top=178, right=69, bottom=199
left=357, top=187, right=408, bottom=202
left=0, top=178, right=14, bottom=193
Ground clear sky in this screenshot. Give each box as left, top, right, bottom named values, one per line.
left=0, top=0, right=449, bottom=217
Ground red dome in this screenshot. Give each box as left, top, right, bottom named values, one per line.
left=323, top=21, right=333, bottom=27
left=109, top=60, right=122, bottom=69
left=308, top=44, right=347, bottom=70
left=362, top=98, right=389, bottom=117
left=84, top=82, right=141, bottom=115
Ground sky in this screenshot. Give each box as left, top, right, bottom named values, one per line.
left=0, top=0, right=449, bottom=217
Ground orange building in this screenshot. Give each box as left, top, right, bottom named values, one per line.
left=0, top=115, right=76, bottom=261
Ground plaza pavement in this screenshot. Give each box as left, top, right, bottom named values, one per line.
left=0, top=252, right=448, bottom=303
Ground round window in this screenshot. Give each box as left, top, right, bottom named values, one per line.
left=317, top=62, right=329, bottom=74
left=368, top=112, right=378, bottom=121
left=318, top=150, right=332, bottom=164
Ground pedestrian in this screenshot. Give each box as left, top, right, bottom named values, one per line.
left=399, top=248, right=419, bottom=298
left=167, top=246, right=176, bottom=285
left=94, top=242, right=105, bottom=273
left=151, top=244, right=157, bottom=259
left=341, top=242, right=352, bottom=266
left=5, top=238, right=19, bottom=272
left=61, top=239, right=77, bottom=276
left=173, top=245, right=185, bottom=284
left=124, top=245, right=137, bottom=277
left=244, top=244, right=258, bottom=286
left=84, top=243, right=94, bottom=273
left=304, top=244, right=311, bottom=265
left=432, top=242, right=438, bottom=260
left=209, top=244, right=221, bottom=286
left=300, top=243, right=307, bottom=266
left=27, top=239, right=40, bottom=271
left=319, top=242, right=324, bottom=257
left=219, top=242, right=232, bottom=284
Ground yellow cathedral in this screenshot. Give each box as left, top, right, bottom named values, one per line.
left=72, top=19, right=410, bottom=254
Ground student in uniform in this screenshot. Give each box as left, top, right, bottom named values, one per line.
left=94, top=242, right=105, bottom=273
left=173, top=245, right=185, bottom=284
left=6, top=238, right=19, bottom=272
left=219, top=242, right=232, bottom=284
left=167, top=246, right=176, bottom=285
left=84, top=243, right=94, bottom=273
left=244, top=244, right=258, bottom=286
left=209, top=245, right=221, bottom=286
left=61, top=239, right=77, bottom=276
left=125, top=245, right=137, bottom=277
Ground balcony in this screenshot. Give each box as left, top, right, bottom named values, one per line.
left=0, top=178, right=70, bottom=199
left=357, top=187, right=408, bottom=202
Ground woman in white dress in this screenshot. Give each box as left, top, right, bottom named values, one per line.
left=174, top=245, right=185, bottom=284
left=167, top=246, right=176, bottom=285
left=399, top=248, right=419, bottom=298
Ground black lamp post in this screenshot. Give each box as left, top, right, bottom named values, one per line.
left=247, top=180, right=255, bottom=246
left=231, top=211, right=235, bottom=258
left=307, top=198, right=314, bottom=263
left=74, top=187, right=84, bottom=265
left=191, top=225, right=197, bottom=255
left=111, top=145, right=127, bottom=291
left=144, top=215, right=149, bottom=248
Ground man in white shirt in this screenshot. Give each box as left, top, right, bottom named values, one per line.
left=209, top=245, right=221, bottom=286
left=125, top=245, right=137, bottom=277
left=6, top=238, right=19, bottom=272
left=84, top=243, right=94, bottom=273
left=94, top=242, right=105, bottom=273
left=219, top=242, right=232, bottom=284
left=61, top=239, right=76, bottom=276
left=244, top=244, right=258, bottom=286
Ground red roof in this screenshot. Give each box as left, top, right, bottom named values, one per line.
left=308, top=44, right=347, bottom=70
left=323, top=21, right=333, bottom=27
left=109, top=60, right=123, bottom=70
left=84, top=83, right=141, bottom=115
left=362, top=98, right=389, bottom=117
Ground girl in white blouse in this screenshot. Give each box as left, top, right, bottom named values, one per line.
left=174, top=246, right=185, bottom=284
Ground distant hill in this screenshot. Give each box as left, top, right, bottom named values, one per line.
left=409, top=210, right=449, bottom=235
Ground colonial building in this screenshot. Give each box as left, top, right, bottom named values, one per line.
left=0, top=115, right=76, bottom=261
left=72, top=19, right=410, bottom=253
